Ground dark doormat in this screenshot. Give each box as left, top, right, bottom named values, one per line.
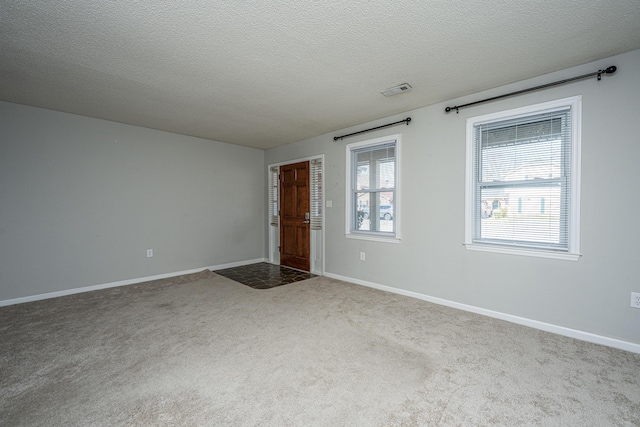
left=214, top=262, right=316, bottom=289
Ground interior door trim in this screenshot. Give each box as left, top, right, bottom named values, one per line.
left=267, top=154, right=324, bottom=275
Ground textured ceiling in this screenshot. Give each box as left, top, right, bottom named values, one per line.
left=2, top=1, right=640, bottom=149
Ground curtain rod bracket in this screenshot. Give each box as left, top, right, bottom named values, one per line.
left=445, top=65, right=617, bottom=113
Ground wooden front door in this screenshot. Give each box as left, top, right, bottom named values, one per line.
left=279, top=161, right=310, bottom=271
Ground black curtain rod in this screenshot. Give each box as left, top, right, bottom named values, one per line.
left=445, top=65, right=617, bottom=114
left=334, top=117, right=411, bottom=141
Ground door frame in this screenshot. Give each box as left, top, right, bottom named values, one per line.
left=268, top=154, right=324, bottom=275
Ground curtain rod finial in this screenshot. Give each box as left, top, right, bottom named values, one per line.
left=597, top=65, right=617, bottom=80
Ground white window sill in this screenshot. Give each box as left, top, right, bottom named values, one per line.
left=464, top=243, right=581, bottom=261
left=346, top=233, right=401, bottom=244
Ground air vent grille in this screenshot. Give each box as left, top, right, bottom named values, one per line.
left=381, top=83, right=412, bottom=97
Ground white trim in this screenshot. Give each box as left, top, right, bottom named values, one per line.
left=267, top=154, right=325, bottom=275
left=323, top=271, right=640, bottom=355
left=0, top=258, right=267, bottom=307
left=569, top=97, right=582, bottom=255
left=345, top=134, right=401, bottom=242
left=345, top=233, right=401, bottom=244
left=209, top=258, right=269, bottom=271
left=268, top=154, right=325, bottom=167
left=464, top=243, right=580, bottom=261
left=464, top=96, right=582, bottom=259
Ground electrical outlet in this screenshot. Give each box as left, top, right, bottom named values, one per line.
left=631, top=292, right=640, bottom=309
left=146, top=249, right=153, bottom=258
left=359, top=252, right=366, bottom=261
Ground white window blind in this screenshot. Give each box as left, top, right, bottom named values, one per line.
left=472, top=106, right=573, bottom=251
left=269, top=166, right=279, bottom=226
left=310, top=158, right=323, bottom=230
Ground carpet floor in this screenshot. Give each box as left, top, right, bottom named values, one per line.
left=1, top=270, right=639, bottom=426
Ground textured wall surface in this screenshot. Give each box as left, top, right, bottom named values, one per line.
left=265, top=49, right=640, bottom=345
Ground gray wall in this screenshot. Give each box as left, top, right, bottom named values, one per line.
left=0, top=102, right=265, bottom=301
left=265, top=49, right=640, bottom=345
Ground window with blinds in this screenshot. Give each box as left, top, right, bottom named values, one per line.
left=465, top=96, right=581, bottom=259
left=269, top=166, right=279, bottom=226
left=310, top=158, right=323, bottom=230
left=346, top=135, right=400, bottom=241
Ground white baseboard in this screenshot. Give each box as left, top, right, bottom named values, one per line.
left=209, top=258, right=268, bottom=271
left=0, top=258, right=267, bottom=307
left=323, top=272, right=640, bottom=355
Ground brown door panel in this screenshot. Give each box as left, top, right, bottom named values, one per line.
left=279, top=161, right=310, bottom=272
left=296, top=224, right=309, bottom=257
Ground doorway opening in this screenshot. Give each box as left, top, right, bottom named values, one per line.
left=268, top=155, right=324, bottom=275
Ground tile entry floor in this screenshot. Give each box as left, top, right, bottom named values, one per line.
left=214, top=262, right=316, bottom=289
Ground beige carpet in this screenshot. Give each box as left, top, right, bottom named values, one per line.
left=1, top=270, right=639, bottom=426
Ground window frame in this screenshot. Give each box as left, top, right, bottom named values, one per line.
left=345, top=134, right=401, bottom=243
left=464, top=96, right=582, bottom=261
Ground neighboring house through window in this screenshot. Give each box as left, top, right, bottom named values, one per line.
left=465, top=96, right=581, bottom=260
left=346, top=134, right=400, bottom=243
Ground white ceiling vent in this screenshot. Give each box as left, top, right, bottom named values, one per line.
left=381, top=83, right=412, bottom=97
